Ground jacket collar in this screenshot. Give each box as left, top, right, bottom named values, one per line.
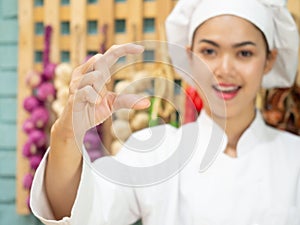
left=196, top=109, right=268, bottom=168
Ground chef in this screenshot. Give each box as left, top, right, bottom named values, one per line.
left=30, top=0, right=300, bottom=224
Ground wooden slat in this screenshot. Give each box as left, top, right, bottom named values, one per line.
left=288, top=0, right=300, bottom=25
left=45, top=0, right=60, bottom=63
left=143, top=2, right=156, bottom=18
left=60, top=6, right=71, bottom=21
left=114, top=3, right=127, bottom=19
left=127, top=0, right=144, bottom=70
left=16, top=0, right=34, bottom=215
left=98, top=0, right=114, bottom=48
left=34, top=64, right=43, bottom=71
left=33, top=36, right=44, bottom=50
left=60, top=36, right=71, bottom=50
left=114, top=34, right=129, bottom=45
left=70, top=0, right=87, bottom=67
left=95, top=9, right=103, bottom=54
left=143, top=33, right=157, bottom=40
left=156, top=0, right=173, bottom=31
left=86, top=36, right=103, bottom=50
left=87, top=1, right=102, bottom=52
left=97, top=0, right=115, bottom=151
left=87, top=4, right=101, bottom=20
left=128, top=0, right=143, bottom=42
left=33, top=7, right=44, bottom=21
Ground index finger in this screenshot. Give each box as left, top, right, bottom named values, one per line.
left=95, top=43, right=144, bottom=69
left=77, top=54, right=102, bottom=75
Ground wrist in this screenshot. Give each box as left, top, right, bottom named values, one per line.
left=51, top=119, right=75, bottom=139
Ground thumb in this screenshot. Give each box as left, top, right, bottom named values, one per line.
left=112, top=94, right=150, bottom=112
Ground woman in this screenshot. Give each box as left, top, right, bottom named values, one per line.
left=31, top=0, right=300, bottom=224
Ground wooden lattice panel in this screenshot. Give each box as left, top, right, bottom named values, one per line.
left=29, top=0, right=177, bottom=69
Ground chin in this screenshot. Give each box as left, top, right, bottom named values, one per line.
left=203, top=90, right=256, bottom=120
left=204, top=103, right=254, bottom=122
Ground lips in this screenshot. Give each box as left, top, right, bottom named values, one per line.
left=212, top=83, right=241, bottom=100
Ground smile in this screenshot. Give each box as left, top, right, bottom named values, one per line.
left=212, top=84, right=241, bottom=100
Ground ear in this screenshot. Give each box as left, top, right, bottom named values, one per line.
left=263, top=49, right=278, bottom=75
left=186, top=45, right=193, bottom=62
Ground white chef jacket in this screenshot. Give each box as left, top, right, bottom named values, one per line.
left=30, top=110, right=300, bottom=225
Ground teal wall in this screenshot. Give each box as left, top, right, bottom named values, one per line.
left=0, top=0, right=41, bottom=224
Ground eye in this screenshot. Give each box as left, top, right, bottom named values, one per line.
left=238, top=50, right=253, bottom=57
left=200, top=48, right=216, bottom=56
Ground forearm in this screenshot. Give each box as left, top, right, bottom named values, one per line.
left=45, top=119, right=83, bottom=220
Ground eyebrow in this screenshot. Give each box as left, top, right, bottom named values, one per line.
left=233, top=41, right=256, bottom=48
left=198, top=39, right=219, bottom=47
left=198, top=39, right=257, bottom=48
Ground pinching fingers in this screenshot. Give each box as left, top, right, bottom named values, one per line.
left=97, top=43, right=144, bottom=68
left=73, top=85, right=100, bottom=111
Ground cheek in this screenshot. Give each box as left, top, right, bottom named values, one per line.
left=238, top=60, right=266, bottom=81
left=190, top=59, right=215, bottom=83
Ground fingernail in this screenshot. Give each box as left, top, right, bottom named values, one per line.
left=140, top=98, right=151, bottom=108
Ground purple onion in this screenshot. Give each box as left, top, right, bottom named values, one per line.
left=29, top=155, right=43, bottom=170
left=26, top=195, right=31, bottom=210
left=99, top=24, right=108, bottom=54
left=87, top=149, right=102, bottom=162
left=43, top=26, right=52, bottom=66
left=31, top=107, right=50, bottom=128
left=22, top=140, right=37, bottom=157
left=84, top=130, right=101, bottom=150
left=23, top=173, right=34, bottom=190
left=29, top=129, right=47, bottom=148
left=23, top=96, right=40, bottom=113
left=43, top=63, right=56, bottom=80
left=36, top=82, right=56, bottom=102
left=37, top=145, right=47, bottom=155
left=84, top=55, right=93, bottom=62
left=22, top=118, right=35, bottom=134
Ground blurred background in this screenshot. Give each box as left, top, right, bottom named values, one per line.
left=0, top=0, right=299, bottom=224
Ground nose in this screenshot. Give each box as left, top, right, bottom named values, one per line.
left=213, top=54, right=234, bottom=78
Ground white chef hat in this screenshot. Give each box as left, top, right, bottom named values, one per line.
left=165, top=0, right=299, bottom=88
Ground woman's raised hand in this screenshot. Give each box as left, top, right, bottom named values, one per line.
left=55, top=43, right=150, bottom=141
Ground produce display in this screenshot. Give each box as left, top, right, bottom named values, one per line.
left=22, top=26, right=56, bottom=206
left=262, top=78, right=300, bottom=135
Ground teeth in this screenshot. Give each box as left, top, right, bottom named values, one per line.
left=214, top=85, right=240, bottom=92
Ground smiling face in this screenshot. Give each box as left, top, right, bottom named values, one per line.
left=189, top=15, right=277, bottom=120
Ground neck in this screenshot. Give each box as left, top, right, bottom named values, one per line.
left=205, top=107, right=256, bottom=157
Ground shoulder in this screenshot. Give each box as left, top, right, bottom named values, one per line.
left=265, top=124, right=300, bottom=145
left=255, top=111, right=300, bottom=152
left=264, top=124, right=300, bottom=164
